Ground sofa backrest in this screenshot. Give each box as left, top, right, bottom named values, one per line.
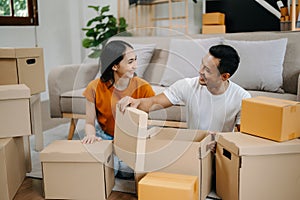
left=114, top=31, right=300, bottom=94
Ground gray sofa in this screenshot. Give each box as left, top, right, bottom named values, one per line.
left=48, top=31, right=300, bottom=138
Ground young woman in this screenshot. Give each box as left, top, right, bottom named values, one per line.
left=81, top=40, right=155, bottom=178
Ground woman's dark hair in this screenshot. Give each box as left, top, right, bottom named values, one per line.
left=209, top=44, right=240, bottom=76
left=100, top=40, right=133, bottom=87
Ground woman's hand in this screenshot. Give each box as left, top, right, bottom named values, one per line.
left=81, top=134, right=102, bottom=144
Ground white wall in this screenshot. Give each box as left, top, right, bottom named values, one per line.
left=0, top=0, right=202, bottom=101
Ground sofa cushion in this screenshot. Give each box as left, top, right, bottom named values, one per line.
left=159, top=37, right=223, bottom=86
left=224, top=38, right=288, bottom=93
left=248, top=90, right=297, bottom=101
left=60, top=88, right=86, bottom=115
left=132, top=43, right=156, bottom=78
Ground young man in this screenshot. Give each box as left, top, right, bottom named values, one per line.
left=118, top=44, right=251, bottom=132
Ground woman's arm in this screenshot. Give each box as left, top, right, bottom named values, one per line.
left=81, top=100, right=102, bottom=144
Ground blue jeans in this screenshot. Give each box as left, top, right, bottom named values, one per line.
left=95, top=123, right=114, bottom=140
left=95, top=122, right=134, bottom=179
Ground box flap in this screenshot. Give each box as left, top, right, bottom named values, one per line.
left=0, top=138, right=12, bottom=149
left=147, top=127, right=213, bottom=159
left=247, top=96, right=300, bottom=107
left=217, top=132, right=300, bottom=156
left=40, top=140, right=112, bottom=163
left=114, top=107, right=149, bottom=171
left=0, top=84, right=30, bottom=100
left=0, top=48, right=42, bottom=58
left=148, top=127, right=208, bottom=141
left=136, top=127, right=211, bottom=173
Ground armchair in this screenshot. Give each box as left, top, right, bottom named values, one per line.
left=48, top=63, right=99, bottom=139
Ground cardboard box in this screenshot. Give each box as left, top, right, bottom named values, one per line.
left=202, top=12, right=225, bottom=25
left=0, top=137, right=26, bottom=200
left=0, top=84, right=31, bottom=138
left=216, top=132, right=300, bottom=200
left=138, top=172, right=198, bottom=200
left=0, top=48, right=45, bottom=95
left=40, top=140, right=114, bottom=200
left=202, top=25, right=226, bottom=34
left=241, top=96, right=300, bottom=142
left=114, top=107, right=214, bottom=200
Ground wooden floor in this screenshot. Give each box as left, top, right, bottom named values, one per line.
left=14, top=177, right=138, bottom=200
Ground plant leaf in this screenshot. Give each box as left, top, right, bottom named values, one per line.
left=82, top=38, right=94, bottom=48
left=88, top=5, right=100, bottom=12
left=88, top=49, right=101, bottom=58
left=101, top=5, right=110, bottom=14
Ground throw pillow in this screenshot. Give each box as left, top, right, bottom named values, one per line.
left=224, top=38, right=288, bottom=93
left=132, top=43, right=156, bottom=78
left=159, top=37, right=223, bottom=86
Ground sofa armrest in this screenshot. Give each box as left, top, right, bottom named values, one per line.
left=48, top=63, right=99, bottom=118
left=298, top=73, right=300, bottom=102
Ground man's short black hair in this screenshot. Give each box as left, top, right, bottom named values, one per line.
left=209, top=44, right=240, bottom=76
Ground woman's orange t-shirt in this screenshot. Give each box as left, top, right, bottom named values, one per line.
left=83, top=76, right=155, bottom=136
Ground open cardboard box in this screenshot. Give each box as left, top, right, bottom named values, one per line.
left=0, top=84, right=31, bottom=138
left=114, top=107, right=214, bottom=200
left=216, top=132, right=300, bottom=200
left=40, top=140, right=114, bottom=200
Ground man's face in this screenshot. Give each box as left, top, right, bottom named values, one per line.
left=198, top=53, right=223, bottom=88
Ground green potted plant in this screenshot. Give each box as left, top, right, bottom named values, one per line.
left=82, top=5, right=128, bottom=58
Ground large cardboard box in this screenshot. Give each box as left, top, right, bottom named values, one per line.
left=202, top=25, right=226, bottom=34
left=0, top=137, right=26, bottom=200
left=114, top=107, right=214, bottom=200
left=202, top=12, right=225, bottom=25
left=0, top=84, right=31, bottom=138
left=138, top=172, right=198, bottom=200
left=40, top=140, right=115, bottom=200
left=241, top=96, right=300, bottom=141
left=216, top=132, right=300, bottom=200
left=0, top=48, right=45, bottom=95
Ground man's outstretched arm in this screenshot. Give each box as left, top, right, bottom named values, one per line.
left=118, top=93, right=173, bottom=113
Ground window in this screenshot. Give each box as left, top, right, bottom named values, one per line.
left=0, top=0, right=38, bottom=25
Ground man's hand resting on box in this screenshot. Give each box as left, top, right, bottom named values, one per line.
left=207, top=131, right=217, bottom=153
left=118, top=96, right=141, bottom=112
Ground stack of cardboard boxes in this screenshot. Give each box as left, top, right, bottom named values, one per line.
left=202, top=12, right=226, bottom=34
left=0, top=47, right=45, bottom=200
left=0, top=84, right=31, bottom=200
left=216, top=96, right=300, bottom=200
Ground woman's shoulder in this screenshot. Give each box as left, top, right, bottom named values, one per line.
left=132, top=76, right=151, bottom=85
left=87, top=78, right=107, bottom=90
left=88, top=78, right=100, bottom=85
